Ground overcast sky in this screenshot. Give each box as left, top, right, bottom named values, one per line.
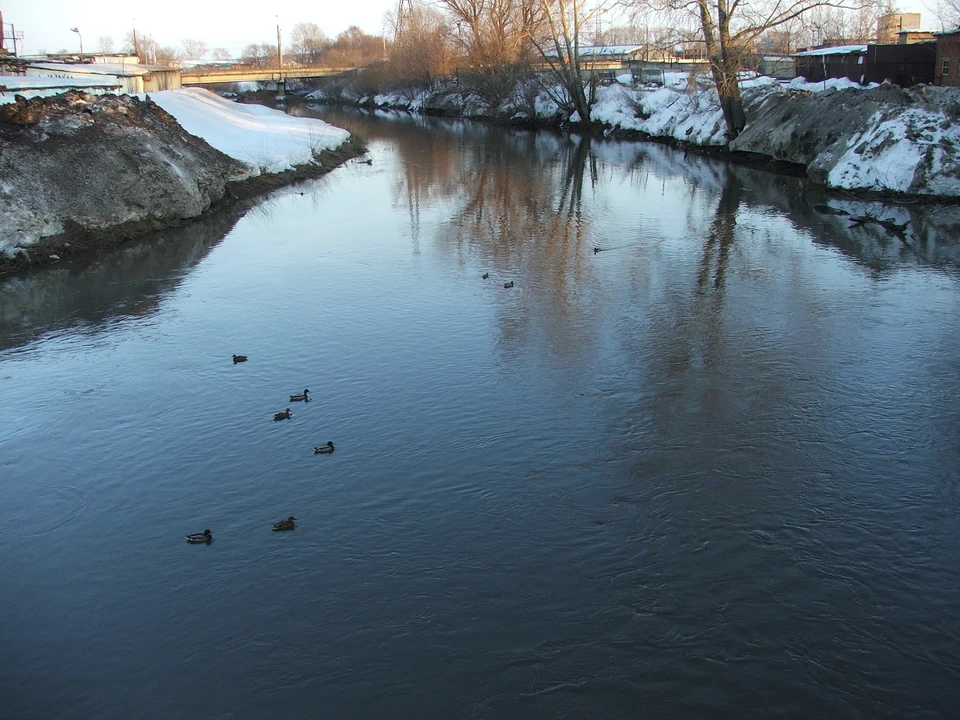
left=2, top=0, right=935, bottom=58
left=4, top=0, right=399, bottom=56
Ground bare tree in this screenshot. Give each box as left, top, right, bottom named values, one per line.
left=439, top=0, right=542, bottom=107
left=325, top=26, right=385, bottom=66
left=97, top=36, right=115, bottom=54
left=241, top=43, right=278, bottom=68
left=635, top=0, right=875, bottom=140
left=758, top=21, right=804, bottom=54
left=529, top=0, right=615, bottom=124
left=154, top=45, right=181, bottom=67
left=927, top=0, right=960, bottom=30
left=181, top=39, right=209, bottom=61
left=595, top=23, right=648, bottom=43
left=290, top=22, right=330, bottom=65
left=123, top=29, right=153, bottom=62
left=803, top=6, right=850, bottom=44
left=121, top=30, right=180, bottom=65
left=391, top=1, right=456, bottom=88
left=212, top=47, right=232, bottom=61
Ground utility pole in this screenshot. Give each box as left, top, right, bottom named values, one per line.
left=70, top=27, right=83, bottom=54
left=276, top=17, right=284, bottom=96
left=276, top=19, right=282, bottom=70
left=133, top=18, right=139, bottom=62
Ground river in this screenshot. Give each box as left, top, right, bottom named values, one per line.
left=1, top=109, right=959, bottom=719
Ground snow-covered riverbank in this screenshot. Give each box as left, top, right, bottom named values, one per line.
left=0, top=88, right=356, bottom=264
left=147, top=88, right=349, bottom=175
left=309, top=74, right=960, bottom=197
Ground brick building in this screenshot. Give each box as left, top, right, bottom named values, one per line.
left=934, top=30, right=960, bottom=87
left=795, top=42, right=936, bottom=87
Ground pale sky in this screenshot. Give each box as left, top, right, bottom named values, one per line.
left=2, top=0, right=936, bottom=58
left=3, top=0, right=399, bottom=56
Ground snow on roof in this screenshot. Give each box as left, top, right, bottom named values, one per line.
left=545, top=45, right=644, bottom=58
left=28, top=62, right=177, bottom=77
left=0, top=76, right=122, bottom=90
left=578, top=45, right=644, bottom=55
left=794, top=45, right=867, bottom=57
left=145, top=87, right=350, bottom=175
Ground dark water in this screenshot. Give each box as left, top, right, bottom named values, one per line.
left=2, top=110, right=960, bottom=719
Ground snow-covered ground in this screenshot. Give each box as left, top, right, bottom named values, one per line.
left=145, top=88, right=350, bottom=175
left=307, top=72, right=960, bottom=196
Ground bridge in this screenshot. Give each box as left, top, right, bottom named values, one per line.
left=180, top=66, right=357, bottom=86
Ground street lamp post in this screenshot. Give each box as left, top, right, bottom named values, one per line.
left=70, top=27, right=83, bottom=54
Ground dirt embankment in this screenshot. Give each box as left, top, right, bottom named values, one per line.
left=731, top=83, right=960, bottom=196
left=0, top=92, right=363, bottom=275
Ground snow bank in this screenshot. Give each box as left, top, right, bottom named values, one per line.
left=737, top=83, right=960, bottom=196
left=785, top=76, right=877, bottom=93
left=305, top=73, right=960, bottom=196
left=146, top=88, right=350, bottom=175
left=825, top=107, right=960, bottom=195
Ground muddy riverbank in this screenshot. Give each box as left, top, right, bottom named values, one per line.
left=0, top=91, right=364, bottom=276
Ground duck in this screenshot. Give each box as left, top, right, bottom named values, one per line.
left=593, top=247, right=602, bottom=254
left=272, top=516, right=296, bottom=532
left=503, top=281, right=514, bottom=289
left=314, top=441, right=335, bottom=455
left=274, top=408, right=292, bottom=421
left=232, top=354, right=248, bottom=364
left=186, top=529, right=213, bottom=544
left=482, top=273, right=489, bottom=279
left=290, top=389, right=310, bottom=402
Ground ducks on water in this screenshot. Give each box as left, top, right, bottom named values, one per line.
left=290, top=389, right=310, bottom=402
left=186, top=529, right=213, bottom=544
left=314, top=441, right=335, bottom=455
left=504, top=281, right=514, bottom=289
left=232, top=354, right=248, bottom=364
left=274, top=408, right=292, bottom=421
left=482, top=273, right=489, bottom=279
left=272, top=516, right=296, bottom=532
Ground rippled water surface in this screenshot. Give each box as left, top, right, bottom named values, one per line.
left=2, top=110, right=960, bottom=719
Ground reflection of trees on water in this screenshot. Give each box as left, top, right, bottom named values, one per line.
left=452, top=132, right=593, bottom=286
left=0, top=203, right=253, bottom=352
left=697, top=177, right=741, bottom=294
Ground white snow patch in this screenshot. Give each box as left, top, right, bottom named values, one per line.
left=785, top=76, right=877, bottom=92
left=827, top=108, right=960, bottom=195
left=145, top=88, right=350, bottom=175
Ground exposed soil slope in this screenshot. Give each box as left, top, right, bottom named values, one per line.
left=0, top=92, right=249, bottom=253
left=731, top=83, right=960, bottom=196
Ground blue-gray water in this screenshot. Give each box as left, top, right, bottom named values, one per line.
left=2, top=111, right=959, bottom=719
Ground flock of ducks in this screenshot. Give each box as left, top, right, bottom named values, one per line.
left=197, top=266, right=518, bottom=545
left=185, top=356, right=333, bottom=545
left=481, top=272, right=514, bottom=289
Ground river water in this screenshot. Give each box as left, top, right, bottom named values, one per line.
left=2, top=109, right=959, bottom=719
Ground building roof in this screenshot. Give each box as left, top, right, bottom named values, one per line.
left=545, top=45, right=644, bottom=59
left=794, top=45, right=867, bottom=57
left=578, top=45, right=644, bottom=55
left=27, top=62, right=178, bottom=77
left=0, top=75, right=122, bottom=90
